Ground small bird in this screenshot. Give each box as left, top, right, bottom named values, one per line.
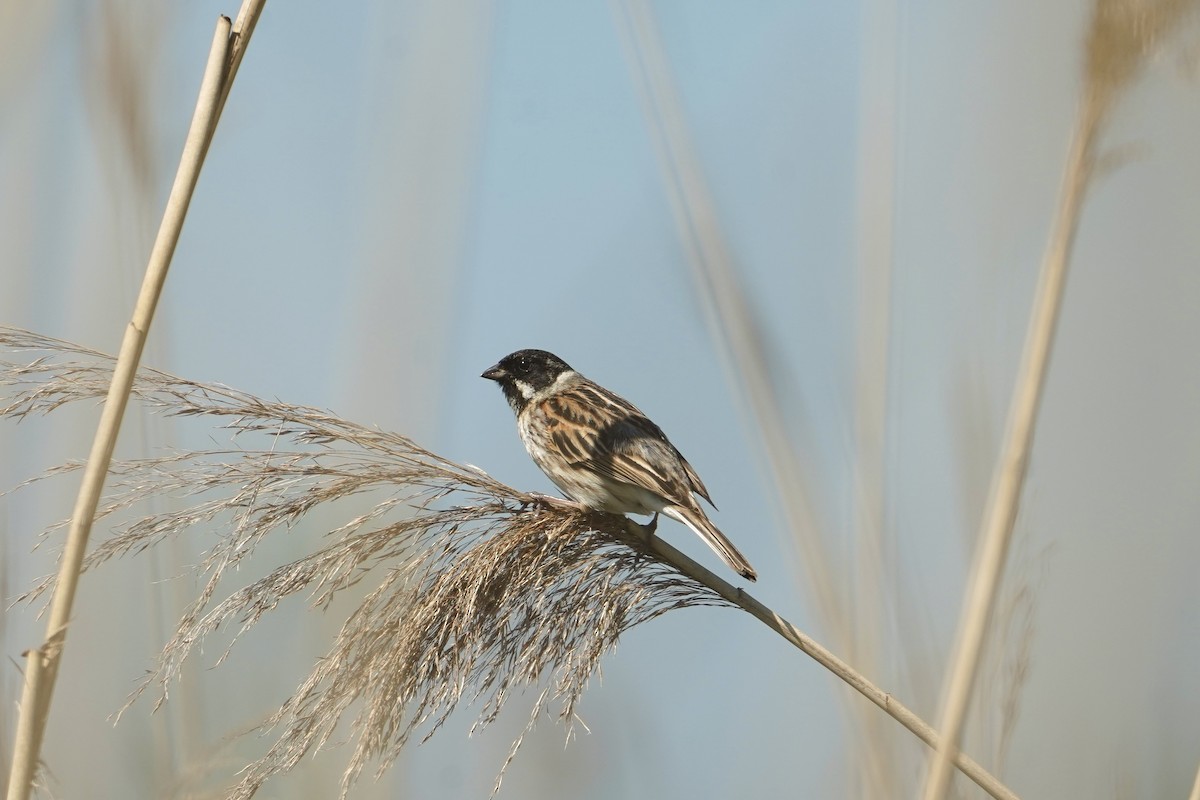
left=482, top=349, right=757, bottom=581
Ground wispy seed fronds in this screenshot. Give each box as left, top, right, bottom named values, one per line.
left=1085, top=0, right=1198, bottom=114
left=1, top=328, right=730, bottom=798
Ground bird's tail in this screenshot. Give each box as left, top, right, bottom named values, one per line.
left=661, top=505, right=757, bottom=582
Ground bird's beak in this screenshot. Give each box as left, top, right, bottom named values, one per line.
left=481, top=364, right=505, bottom=381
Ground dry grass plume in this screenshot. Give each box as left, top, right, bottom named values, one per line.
left=1, top=328, right=730, bottom=798
left=1, top=327, right=1021, bottom=800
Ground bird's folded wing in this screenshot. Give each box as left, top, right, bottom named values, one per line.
left=543, top=383, right=713, bottom=508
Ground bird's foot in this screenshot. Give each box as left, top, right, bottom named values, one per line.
left=625, top=513, right=659, bottom=572
left=524, top=493, right=582, bottom=513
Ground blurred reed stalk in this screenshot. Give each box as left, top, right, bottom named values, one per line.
left=921, top=1, right=1199, bottom=797
left=849, top=0, right=902, bottom=793
left=611, top=0, right=906, bottom=795
left=86, top=2, right=189, bottom=788
left=0, top=327, right=1021, bottom=800
left=610, top=0, right=841, bottom=663
left=3, top=4, right=266, bottom=799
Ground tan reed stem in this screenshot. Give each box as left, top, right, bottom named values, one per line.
left=4, top=7, right=264, bottom=797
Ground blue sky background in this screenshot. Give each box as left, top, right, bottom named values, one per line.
left=3, top=1, right=1199, bottom=798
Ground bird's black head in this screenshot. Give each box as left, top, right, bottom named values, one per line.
left=482, top=349, right=574, bottom=414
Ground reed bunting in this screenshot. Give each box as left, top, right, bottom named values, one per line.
left=482, top=349, right=757, bottom=581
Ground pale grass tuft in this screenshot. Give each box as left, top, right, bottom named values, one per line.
left=1, top=327, right=729, bottom=798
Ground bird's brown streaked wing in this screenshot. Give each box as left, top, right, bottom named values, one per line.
left=539, top=380, right=706, bottom=508
left=678, top=457, right=715, bottom=507
left=584, top=381, right=716, bottom=507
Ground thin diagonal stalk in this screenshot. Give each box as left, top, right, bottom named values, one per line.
left=643, top=533, right=1020, bottom=800
left=1189, top=759, right=1200, bottom=800
left=4, top=7, right=264, bottom=799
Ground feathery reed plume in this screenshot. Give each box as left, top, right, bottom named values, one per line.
left=1, top=327, right=1022, bottom=800
left=922, top=2, right=1199, bottom=798
left=0, top=328, right=730, bottom=798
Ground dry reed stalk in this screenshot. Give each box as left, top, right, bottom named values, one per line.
left=0, top=328, right=1022, bottom=800
left=921, top=2, right=1198, bottom=798
left=3, top=5, right=266, bottom=799
left=1189, top=760, right=1200, bottom=800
